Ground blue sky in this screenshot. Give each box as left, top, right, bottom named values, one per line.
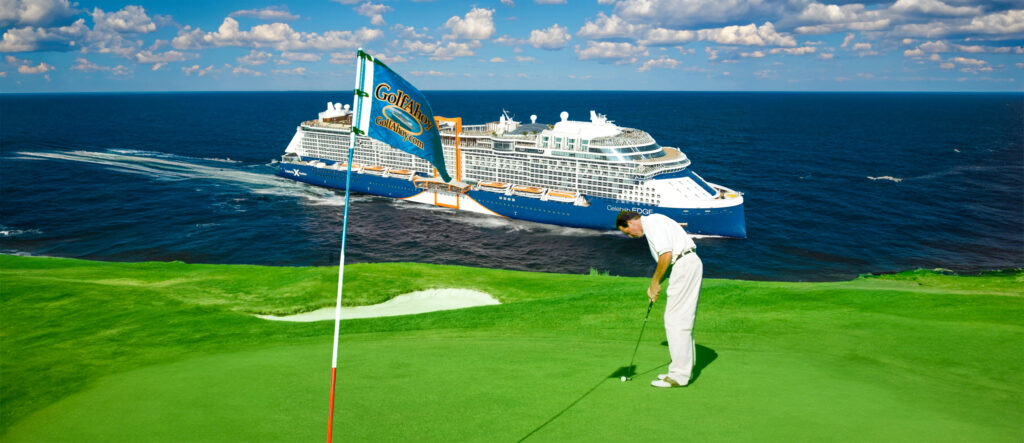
left=1, top=0, right=1022, bottom=92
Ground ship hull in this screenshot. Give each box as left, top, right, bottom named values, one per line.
left=278, top=161, right=747, bottom=238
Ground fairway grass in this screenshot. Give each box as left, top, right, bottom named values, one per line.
left=2, top=255, right=1022, bottom=441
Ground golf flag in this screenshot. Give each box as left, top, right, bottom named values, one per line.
left=353, top=50, right=451, bottom=182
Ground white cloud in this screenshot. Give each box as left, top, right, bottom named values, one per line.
left=501, top=0, right=514, bottom=6
left=329, top=52, right=353, bottom=64
left=641, top=28, right=696, bottom=45
left=697, top=22, right=795, bottom=47
left=355, top=2, right=391, bottom=26
left=170, top=18, right=381, bottom=51
left=797, top=3, right=866, bottom=23
left=92, top=6, right=156, bottom=34
left=272, top=66, right=306, bottom=75
left=575, top=41, right=647, bottom=64
left=281, top=52, right=321, bottom=62
left=740, top=50, right=764, bottom=58
left=795, top=19, right=890, bottom=35
left=183, top=64, right=214, bottom=76
left=410, top=70, right=451, bottom=76
left=72, top=57, right=130, bottom=75
left=231, top=65, right=265, bottom=76
left=950, top=56, right=986, bottom=66
left=529, top=24, right=571, bottom=50
left=889, top=0, right=981, bottom=17
left=515, top=55, right=536, bottom=62
left=238, top=50, right=272, bottom=65
left=535, top=0, right=566, bottom=4
left=229, top=6, right=299, bottom=21
left=638, top=56, right=679, bottom=71
left=403, top=39, right=480, bottom=60
left=135, top=49, right=187, bottom=70
left=489, top=57, right=506, bottom=62
left=0, top=0, right=76, bottom=27
left=852, top=42, right=872, bottom=51
left=705, top=46, right=718, bottom=60
left=9, top=55, right=55, bottom=73
left=769, top=46, right=816, bottom=55
left=962, top=9, right=1024, bottom=34
left=375, top=53, right=409, bottom=63
left=392, top=24, right=427, bottom=40
left=614, top=0, right=778, bottom=28
left=430, top=41, right=478, bottom=60
left=444, top=8, right=495, bottom=40
left=492, top=34, right=523, bottom=46
left=0, top=17, right=87, bottom=52
left=841, top=33, right=855, bottom=48
left=577, top=13, right=640, bottom=40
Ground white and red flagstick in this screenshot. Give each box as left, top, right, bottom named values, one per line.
left=326, top=48, right=368, bottom=443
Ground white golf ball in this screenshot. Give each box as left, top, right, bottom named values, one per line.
left=620, top=376, right=627, bottom=382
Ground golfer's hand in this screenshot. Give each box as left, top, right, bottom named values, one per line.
left=647, top=282, right=660, bottom=303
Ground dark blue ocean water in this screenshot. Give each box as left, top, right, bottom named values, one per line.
left=1, top=91, right=1022, bottom=281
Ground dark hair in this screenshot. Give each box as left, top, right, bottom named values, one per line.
left=616, top=210, right=641, bottom=228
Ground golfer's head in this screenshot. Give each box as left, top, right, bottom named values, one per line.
left=616, top=211, right=643, bottom=238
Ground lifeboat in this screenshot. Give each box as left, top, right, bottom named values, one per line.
left=512, top=186, right=545, bottom=197
left=479, top=181, right=510, bottom=193
left=362, top=165, right=385, bottom=175
left=546, top=190, right=578, bottom=202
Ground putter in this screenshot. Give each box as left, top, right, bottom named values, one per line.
left=622, top=300, right=655, bottom=382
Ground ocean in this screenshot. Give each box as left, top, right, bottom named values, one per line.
left=1, top=91, right=1021, bottom=281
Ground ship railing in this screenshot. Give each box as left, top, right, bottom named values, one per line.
left=588, top=130, right=654, bottom=147
left=302, top=120, right=352, bottom=131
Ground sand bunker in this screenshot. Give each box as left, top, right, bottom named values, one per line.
left=255, top=288, right=499, bottom=322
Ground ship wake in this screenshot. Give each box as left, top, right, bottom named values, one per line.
left=11, top=149, right=366, bottom=206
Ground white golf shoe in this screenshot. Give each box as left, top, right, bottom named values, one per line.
left=651, top=376, right=685, bottom=388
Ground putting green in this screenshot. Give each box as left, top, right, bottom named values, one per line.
left=2, top=256, right=1022, bottom=441
left=6, top=333, right=1017, bottom=442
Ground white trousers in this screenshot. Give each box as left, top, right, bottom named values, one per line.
left=665, top=253, right=702, bottom=384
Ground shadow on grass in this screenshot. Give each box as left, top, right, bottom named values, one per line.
left=518, top=345, right=716, bottom=442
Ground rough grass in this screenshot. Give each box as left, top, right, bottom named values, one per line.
left=1, top=255, right=1022, bottom=441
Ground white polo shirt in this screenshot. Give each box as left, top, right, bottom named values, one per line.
left=640, top=213, right=696, bottom=263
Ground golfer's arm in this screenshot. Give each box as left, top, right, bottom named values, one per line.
left=651, top=252, right=672, bottom=284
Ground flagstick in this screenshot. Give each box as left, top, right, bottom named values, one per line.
left=327, top=48, right=367, bottom=443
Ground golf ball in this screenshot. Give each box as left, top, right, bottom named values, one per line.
left=620, top=376, right=627, bottom=382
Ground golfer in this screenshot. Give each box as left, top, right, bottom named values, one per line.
left=616, top=210, right=702, bottom=388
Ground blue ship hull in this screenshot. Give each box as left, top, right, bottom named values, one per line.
left=278, top=162, right=746, bottom=238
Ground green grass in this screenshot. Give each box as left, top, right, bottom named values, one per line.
left=1, top=255, right=1022, bottom=441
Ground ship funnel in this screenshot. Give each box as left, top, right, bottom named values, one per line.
left=327, top=101, right=334, bottom=111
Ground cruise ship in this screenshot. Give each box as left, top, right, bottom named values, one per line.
left=277, top=102, right=746, bottom=238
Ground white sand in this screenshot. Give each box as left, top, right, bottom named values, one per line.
left=255, top=288, right=499, bottom=322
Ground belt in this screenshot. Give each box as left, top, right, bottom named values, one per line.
left=672, top=247, right=696, bottom=264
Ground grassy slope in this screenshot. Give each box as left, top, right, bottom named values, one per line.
left=1, top=255, right=1022, bottom=441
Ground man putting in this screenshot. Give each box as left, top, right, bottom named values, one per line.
left=616, top=210, right=702, bottom=388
